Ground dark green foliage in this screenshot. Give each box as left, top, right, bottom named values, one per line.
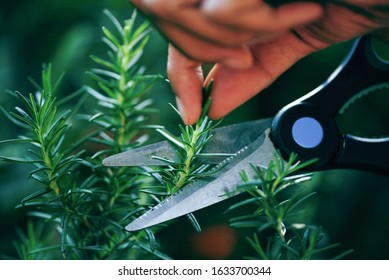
left=0, top=66, right=81, bottom=196
left=0, top=11, right=167, bottom=260
left=228, top=154, right=350, bottom=259
left=152, top=98, right=223, bottom=194
left=134, top=92, right=225, bottom=233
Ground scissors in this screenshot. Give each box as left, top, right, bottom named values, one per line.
left=103, top=35, right=389, bottom=231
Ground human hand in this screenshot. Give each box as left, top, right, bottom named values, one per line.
left=130, top=0, right=324, bottom=68
left=168, top=0, right=389, bottom=124
left=131, top=0, right=389, bottom=124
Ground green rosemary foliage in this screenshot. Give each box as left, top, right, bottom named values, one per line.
left=0, top=64, right=86, bottom=259
left=0, top=64, right=82, bottom=197
left=0, top=10, right=169, bottom=260
left=153, top=98, right=222, bottom=194
left=86, top=9, right=162, bottom=154
left=135, top=90, right=224, bottom=232
left=79, top=9, right=167, bottom=260
left=228, top=154, right=344, bottom=259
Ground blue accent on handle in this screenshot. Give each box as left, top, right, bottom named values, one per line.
left=292, top=117, right=323, bottom=148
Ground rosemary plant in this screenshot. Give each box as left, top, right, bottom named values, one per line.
left=0, top=10, right=168, bottom=260
left=228, top=154, right=351, bottom=259
left=0, top=64, right=86, bottom=259
left=81, top=9, right=166, bottom=259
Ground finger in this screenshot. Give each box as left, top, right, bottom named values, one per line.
left=202, top=0, right=324, bottom=33
left=167, top=45, right=204, bottom=125
left=133, top=0, right=258, bottom=46
left=205, top=33, right=316, bottom=120
left=158, top=21, right=254, bottom=68
left=165, top=9, right=256, bottom=47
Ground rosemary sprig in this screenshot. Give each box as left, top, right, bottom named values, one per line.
left=153, top=88, right=222, bottom=195
left=228, top=154, right=350, bottom=259
left=86, top=9, right=162, bottom=155
left=77, top=9, right=166, bottom=259
left=0, top=64, right=81, bottom=197
left=137, top=86, right=223, bottom=232
left=0, top=64, right=86, bottom=259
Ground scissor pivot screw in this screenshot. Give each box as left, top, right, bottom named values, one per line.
left=292, top=117, right=324, bottom=149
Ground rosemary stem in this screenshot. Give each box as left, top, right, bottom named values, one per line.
left=173, top=129, right=198, bottom=193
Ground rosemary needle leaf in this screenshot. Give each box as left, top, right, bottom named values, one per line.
left=156, top=128, right=185, bottom=149
left=187, top=213, right=202, bottom=233
left=151, top=156, right=181, bottom=165
left=0, top=156, right=42, bottom=164
left=21, top=189, right=52, bottom=206
left=101, top=26, right=122, bottom=49
left=103, top=9, right=124, bottom=36
left=145, top=228, right=156, bottom=252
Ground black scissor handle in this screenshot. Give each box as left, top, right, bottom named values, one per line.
left=271, top=36, right=389, bottom=173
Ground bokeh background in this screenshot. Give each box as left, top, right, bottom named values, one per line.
left=1, top=0, right=389, bottom=259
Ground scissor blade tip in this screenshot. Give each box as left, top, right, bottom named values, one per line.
left=102, top=157, right=115, bottom=166
left=125, top=223, right=144, bottom=232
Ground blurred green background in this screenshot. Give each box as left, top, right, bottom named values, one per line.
left=1, top=0, right=389, bottom=259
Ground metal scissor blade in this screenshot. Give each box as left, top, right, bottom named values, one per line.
left=102, top=141, right=178, bottom=166
left=103, top=118, right=272, bottom=167
left=126, top=128, right=282, bottom=231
